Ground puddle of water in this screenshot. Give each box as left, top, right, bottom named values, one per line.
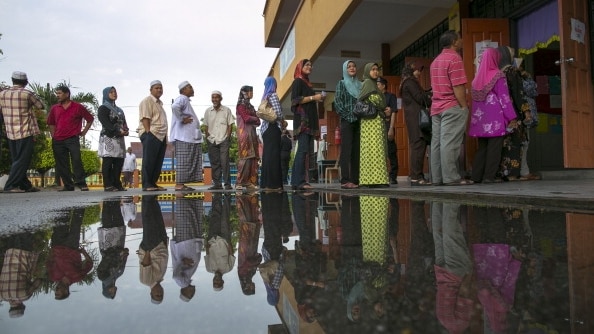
left=0, top=191, right=590, bottom=333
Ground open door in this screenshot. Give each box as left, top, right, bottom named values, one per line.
left=558, top=0, right=594, bottom=167
left=461, top=18, right=510, bottom=169
left=383, top=75, right=405, bottom=176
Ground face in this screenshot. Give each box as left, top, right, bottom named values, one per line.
left=151, top=284, right=164, bottom=302
left=453, top=34, right=463, bottom=50
left=376, top=82, right=386, bottom=91
left=245, top=90, right=253, bottom=100
left=351, top=304, right=361, bottom=321
left=182, top=85, right=194, bottom=97
left=369, top=65, right=379, bottom=79
left=109, top=88, right=117, bottom=101
left=302, top=61, right=313, bottom=75
left=150, top=84, right=163, bottom=99
left=211, top=94, right=222, bottom=108
left=213, top=274, right=224, bottom=289
left=346, top=61, right=357, bottom=77
left=56, top=90, right=70, bottom=103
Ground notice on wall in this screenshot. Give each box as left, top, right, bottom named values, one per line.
left=571, top=18, right=585, bottom=44
left=474, top=40, right=499, bottom=72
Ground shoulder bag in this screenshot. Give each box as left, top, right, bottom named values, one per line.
left=257, top=99, right=277, bottom=122
left=419, top=101, right=432, bottom=132
left=352, top=100, right=378, bottom=119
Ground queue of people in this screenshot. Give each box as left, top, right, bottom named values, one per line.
left=1, top=34, right=542, bottom=194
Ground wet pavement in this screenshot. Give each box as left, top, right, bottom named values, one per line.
left=0, top=180, right=592, bottom=333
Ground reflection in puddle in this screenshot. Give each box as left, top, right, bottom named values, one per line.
left=0, top=192, right=591, bottom=333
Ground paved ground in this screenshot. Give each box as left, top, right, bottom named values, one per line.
left=2, top=177, right=592, bottom=236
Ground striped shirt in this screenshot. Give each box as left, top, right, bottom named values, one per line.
left=260, top=92, right=283, bottom=133
left=430, top=49, right=467, bottom=115
left=0, top=86, right=44, bottom=140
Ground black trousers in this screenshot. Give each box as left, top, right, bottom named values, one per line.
left=260, top=125, right=283, bottom=188
left=339, top=119, right=360, bottom=184
left=471, top=136, right=504, bottom=182
left=4, top=136, right=34, bottom=191
left=52, top=136, right=87, bottom=188
left=102, top=157, right=124, bottom=189
left=140, top=133, right=166, bottom=189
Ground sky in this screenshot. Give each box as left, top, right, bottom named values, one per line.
left=0, top=0, right=279, bottom=149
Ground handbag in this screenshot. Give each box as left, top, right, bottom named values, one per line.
left=352, top=100, right=378, bottom=119
left=419, top=103, right=432, bottom=132
left=257, top=99, right=277, bottom=122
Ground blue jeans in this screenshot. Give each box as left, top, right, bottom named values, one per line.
left=430, top=105, right=468, bottom=184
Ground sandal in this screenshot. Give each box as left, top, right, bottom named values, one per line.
left=519, top=174, right=541, bottom=181
left=444, top=179, right=474, bottom=186
left=80, top=186, right=89, bottom=191
left=411, top=179, right=432, bottom=186
left=4, top=188, right=25, bottom=193
left=143, top=187, right=160, bottom=191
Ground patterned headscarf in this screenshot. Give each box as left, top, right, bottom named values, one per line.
left=237, top=85, right=253, bottom=106
left=262, top=76, right=277, bottom=100
left=341, top=60, right=362, bottom=98
left=293, top=59, right=312, bottom=87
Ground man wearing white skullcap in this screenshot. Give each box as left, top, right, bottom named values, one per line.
left=137, top=80, right=168, bottom=191
left=0, top=71, right=45, bottom=193
left=170, top=81, right=203, bottom=191
left=203, top=90, right=235, bottom=190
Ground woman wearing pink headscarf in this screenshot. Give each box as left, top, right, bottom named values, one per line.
left=469, top=48, right=517, bottom=183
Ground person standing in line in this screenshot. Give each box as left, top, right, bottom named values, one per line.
left=47, top=85, right=94, bottom=192
left=122, top=147, right=137, bottom=188
left=377, top=76, right=399, bottom=185
left=171, top=81, right=203, bottom=192
left=0, top=71, right=44, bottom=193
left=204, top=90, right=235, bottom=190
left=358, top=62, right=389, bottom=187
left=97, top=86, right=129, bottom=192
left=334, top=60, right=361, bottom=189
left=235, top=85, right=261, bottom=191
left=259, top=77, right=284, bottom=190
left=400, top=63, right=433, bottom=185
left=316, top=134, right=328, bottom=182
left=280, top=127, right=293, bottom=185
left=137, top=80, right=168, bottom=192
left=429, top=30, right=473, bottom=186
left=469, top=48, right=517, bottom=184
left=290, top=59, right=325, bottom=190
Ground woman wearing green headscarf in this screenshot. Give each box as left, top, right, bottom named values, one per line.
left=358, top=63, right=389, bottom=187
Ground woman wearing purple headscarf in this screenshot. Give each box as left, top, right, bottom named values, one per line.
left=259, top=76, right=284, bottom=190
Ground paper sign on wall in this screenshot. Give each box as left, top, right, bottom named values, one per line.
left=570, top=18, right=585, bottom=44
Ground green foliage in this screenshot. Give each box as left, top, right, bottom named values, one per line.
left=81, top=149, right=100, bottom=177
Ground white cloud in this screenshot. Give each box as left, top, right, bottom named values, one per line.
left=0, top=0, right=278, bottom=148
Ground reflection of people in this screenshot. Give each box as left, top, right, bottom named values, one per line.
left=122, top=147, right=137, bottom=188
left=121, top=197, right=137, bottom=224
left=203, top=90, right=234, bottom=190
left=171, top=197, right=203, bottom=302
left=137, top=80, right=168, bottom=191
left=48, top=85, right=94, bottom=191
left=0, top=71, right=44, bottom=193
left=137, top=195, right=169, bottom=304
left=236, top=194, right=262, bottom=295
left=0, top=232, right=42, bottom=318
left=290, top=59, right=325, bottom=190
left=97, top=86, right=129, bottom=192
left=334, top=60, right=362, bottom=189
left=431, top=202, right=475, bottom=333
left=235, top=85, right=260, bottom=191
left=260, top=77, right=284, bottom=190
left=358, top=63, right=388, bottom=187
left=205, top=193, right=235, bottom=291
left=171, top=81, right=203, bottom=192
left=97, top=200, right=129, bottom=299
left=47, top=207, right=93, bottom=300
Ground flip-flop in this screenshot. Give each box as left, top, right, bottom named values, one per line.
left=175, top=185, right=196, bottom=191
left=444, top=179, right=474, bottom=186
left=4, top=188, right=25, bottom=193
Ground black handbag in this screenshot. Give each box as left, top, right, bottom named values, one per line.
left=353, top=100, right=378, bottom=119
left=419, top=102, right=432, bottom=132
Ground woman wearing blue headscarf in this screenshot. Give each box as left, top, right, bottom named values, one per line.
left=334, top=60, right=362, bottom=189
left=260, top=76, right=284, bottom=190
left=97, top=87, right=129, bottom=191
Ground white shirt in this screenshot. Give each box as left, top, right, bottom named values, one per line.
left=203, top=105, right=234, bottom=144
left=170, top=95, right=202, bottom=143
left=170, top=238, right=203, bottom=288
left=317, top=140, right=327, bottom=162
left=122, top=152, right=137, bottom=172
